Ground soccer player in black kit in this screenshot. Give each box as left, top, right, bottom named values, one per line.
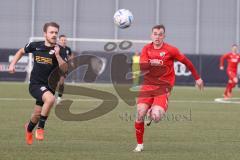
left=9, top=22, right=67, bottom=145
left=56, top=35, right=73, bottom=104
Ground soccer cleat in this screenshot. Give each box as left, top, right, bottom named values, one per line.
left=145, top=119, right=152, bottom=126
left=227, top=92, right=232, bottom=98
left=133, top=144, right=144, bottom=152
left=56, top=97, right=62, bottom=104
left=25, top=123, right=33, bottom=145
left=35, top=128, right=44, bottom=141
left=145, top=109, right=153, bottom=126
left=223, top=94, right=230, bottom=100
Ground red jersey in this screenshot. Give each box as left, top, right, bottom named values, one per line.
left=220, top=52, right=240, bottom=71
left=140, top=42, right=200, bottom=86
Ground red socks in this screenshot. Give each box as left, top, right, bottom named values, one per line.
left=229, top=82, right=236, bottom=93
left=224, top=83, right=231, bottom=95
left=135, top=121, right=144, bottom=144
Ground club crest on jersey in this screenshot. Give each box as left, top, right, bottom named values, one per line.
left=159, top=52, right=166, bottom=57
left=49, top=50, right=55, bottom=55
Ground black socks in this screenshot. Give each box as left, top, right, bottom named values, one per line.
left=37, top=115, right=48, bottom=129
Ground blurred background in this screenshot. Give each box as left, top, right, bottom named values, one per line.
left=0, top=0, right=240, bottom=85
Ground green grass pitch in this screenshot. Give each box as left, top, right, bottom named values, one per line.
left=0, top=82, right=240, bottom=160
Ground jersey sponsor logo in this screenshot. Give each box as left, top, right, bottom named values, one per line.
left=49, top=50, right=55, bottom=55
left=174, top=61, right=191, bottom=76
left=36, top=48, right=41, bottom=51
left=231, top=58, right=238, bottom=63
left=149, top=59, right=164, bottom=66
left=66, top=50, right=69, bottom=55
left=35, top=56, right=52, bottom=65
left=40, top=86, right=47, bottom=91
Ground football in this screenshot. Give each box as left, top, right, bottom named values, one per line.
left=113, top=9, right=133, bottom=29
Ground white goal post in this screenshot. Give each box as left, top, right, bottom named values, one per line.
left=29, top=37, right=150, bottom=44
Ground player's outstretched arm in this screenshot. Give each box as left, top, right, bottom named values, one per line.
left=180, top=57, right=204, bottom=91
left=219, top=53, right=228, bottom=70
left=182, top=57, right=204, bottom=91
left=173, top=50, right=204, bottom=91
left=8, top=48, right=25, bottom=74
left=54, top=45, right=68, bottom=73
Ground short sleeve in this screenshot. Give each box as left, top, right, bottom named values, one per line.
left=24, top=42, right=34, bottom=53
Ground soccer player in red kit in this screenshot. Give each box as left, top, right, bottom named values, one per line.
left=133, top=25, right=204, bottom=152
left=219, top=44, right=240, bottom=99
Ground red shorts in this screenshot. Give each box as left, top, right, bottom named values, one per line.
left=137, top=85, right=170, bottom=112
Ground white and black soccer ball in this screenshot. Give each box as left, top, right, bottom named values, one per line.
left=113, top=9, right=133, bottom=29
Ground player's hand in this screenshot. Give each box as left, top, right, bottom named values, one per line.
left=54, top=45, right=60, bottom=56
left=70, top=61, right=75, bottom=68
left=149, top=59, right=162, bottom=66
left=8, top=64, right=16, bottom=74
left=219, top=66, right=224, bottom=70
left=195, top=78, right=204, bottom=91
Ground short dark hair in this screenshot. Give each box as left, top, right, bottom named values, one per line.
left=59, top=35, right=66, bottom=39
left=152, top=24, right=165, bottom=33
left=232, top=44, right=238, bottom=47
left=43, top=22, right=60, bottom=32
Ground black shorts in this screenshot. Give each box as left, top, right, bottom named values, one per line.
left=29, top=84, right=55, bottom=106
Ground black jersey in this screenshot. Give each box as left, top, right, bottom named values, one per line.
left=24, top=41, right=59, bottom=85
left=60, top=46, right=72, bottom=62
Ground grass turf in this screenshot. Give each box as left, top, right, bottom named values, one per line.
left=0, top=82, right=240, bottom=160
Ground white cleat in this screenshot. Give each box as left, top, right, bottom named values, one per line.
left=56, top=97, right=62, bottom=104
left=133, top=144, right=144, bottom=152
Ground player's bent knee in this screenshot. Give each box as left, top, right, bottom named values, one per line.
left=48, top=97, right=55, bottom=105
left=44, top=96, right=55, bottom=106
left=151, top=106, right=165, bottom=123
left=151, top=114, right=160, bottom=122
left=42, top=91, right=55, bottom=105
left=136, top=110, right=146, bottom=122
left=136, top=103, right=149, bottom=122
left=233, top=77, right=238, bottom=83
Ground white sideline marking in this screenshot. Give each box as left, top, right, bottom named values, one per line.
left=3, top=97, right=240, bottom=104
left=0, top=97, right=217, bottom=104
left=214, top=98, right=240, bottom=104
